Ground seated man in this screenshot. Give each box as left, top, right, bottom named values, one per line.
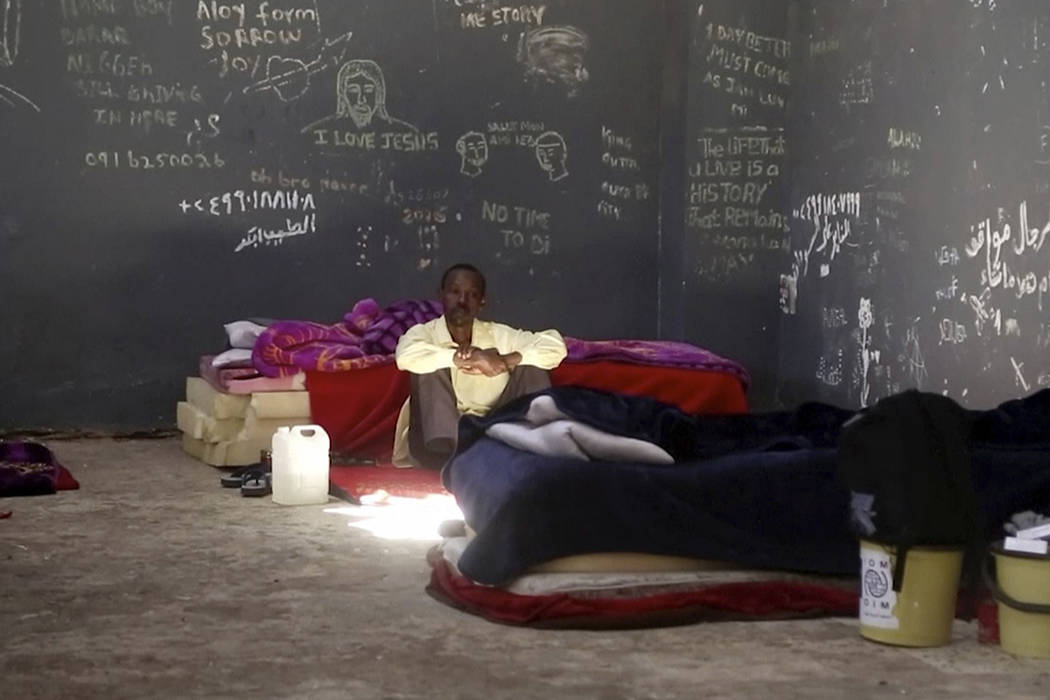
left=394, top=263, right=567, bottom=468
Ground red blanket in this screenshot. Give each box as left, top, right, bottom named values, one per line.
left=551, top=361, right=748, bottom=415
left=307, top=361, right=748, bottom=458
left=426, top=548, right=858, bottom=629
left=307, top=364, right=409, bottom=460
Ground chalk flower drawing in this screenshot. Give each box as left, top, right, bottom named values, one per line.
left=301, top=59, right=418, bottom=133
left=857, top=297, right=879, bottom=407
left=456, top=131, right=488, bottom=177
left=534, top=131, right=569, bottom=181
left=517, top=26, right=590, bottom=98
left=858, top=297, right=873, bottom=330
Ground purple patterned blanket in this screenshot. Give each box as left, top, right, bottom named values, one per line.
left=252, top=299, right=749, bottom=388
left=0, top=441, right=79, bottom=497
left=252, top=298, right=443, bottom=377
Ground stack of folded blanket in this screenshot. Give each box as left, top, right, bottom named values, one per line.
left=177, top=300, right=446, bottom=465
left=178, top=375, right=313, bottom=466
left=178, top=320, right=313, bottom=466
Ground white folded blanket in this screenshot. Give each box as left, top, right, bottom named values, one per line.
left=484, top=395, right=673, bottom=464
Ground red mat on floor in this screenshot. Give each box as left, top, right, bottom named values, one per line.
left=329, top=463, right=446, bottom=501
left=307, top=361, right=748, bottom=458
left=426, top=549, right=858, bottom=629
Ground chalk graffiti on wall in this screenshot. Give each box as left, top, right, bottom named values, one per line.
left=0, top=0, right=19, bottom=66
left=517, top=25, right=590, bottom=98
left=302, top=58, right=439, bottom=152
left=960, top=200, right=1050, bottom=342
left=196, top=0, right=322, bottom=80
left=534, top=130, right=568, bottom=181
left=900, top=318, right=929, bottom=390
left=456, top=131, right=488, bottom=177
left=176, top=188, right=318, bottom=252
left=857, top=297, right=879, bottom=407
left=244, top=31, right=352, bottom=102
left=791, top=192, right=862, bottom=282
left=839, top=61, right=873, bottom=107
left=0, top=0, right=38, bottom=112
left=304, top=58, right=417, bottom=132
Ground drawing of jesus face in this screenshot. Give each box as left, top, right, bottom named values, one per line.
left=335, top=60, right=388, bottom=129
left=343, top=75, right=378, bottom=127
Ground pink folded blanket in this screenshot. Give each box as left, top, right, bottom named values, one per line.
left=253, top=298, right=442, bottom=377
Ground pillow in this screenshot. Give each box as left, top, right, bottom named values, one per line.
left=224, top=320, right=269, bottom=349
left=211, top=348, right=254, bottom=368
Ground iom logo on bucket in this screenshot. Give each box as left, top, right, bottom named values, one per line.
left=864, top=566, right=889, bottom=598
left=860, top=546, right=899, bottom=629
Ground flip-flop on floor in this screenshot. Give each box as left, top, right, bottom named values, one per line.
left=240, top=470, right=271, bottom=497
left=220, top=462, right=268, bottom=489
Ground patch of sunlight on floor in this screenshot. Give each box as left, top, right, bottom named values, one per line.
left=324, top=493, right=463, bottom=541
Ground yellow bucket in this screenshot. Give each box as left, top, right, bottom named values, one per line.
left=990, top=543, right=1050, bottom=658
left=858, top=540, right=964, bottom=647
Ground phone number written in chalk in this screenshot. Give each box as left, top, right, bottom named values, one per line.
left=83, top=150, right=227, bottom=169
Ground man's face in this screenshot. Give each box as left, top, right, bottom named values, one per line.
left=442, top=270, right=485, bottom=326
left=342, top=74, right=378, bottom=127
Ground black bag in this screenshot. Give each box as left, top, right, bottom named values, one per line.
left=837, top=390, right=978, bottom=591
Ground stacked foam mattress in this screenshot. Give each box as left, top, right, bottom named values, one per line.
left=177, top=376, right=311, bottom=466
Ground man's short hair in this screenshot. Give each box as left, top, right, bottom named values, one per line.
left=440, top=263, right=486, bottom=295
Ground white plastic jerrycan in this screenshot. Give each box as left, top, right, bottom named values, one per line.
left=271, top=425, right=330, bottom=506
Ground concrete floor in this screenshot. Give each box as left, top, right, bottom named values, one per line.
left=2, top=438, right=1049, bottom=699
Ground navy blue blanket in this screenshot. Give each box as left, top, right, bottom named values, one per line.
left=443, top=387, right=1050, bottom=585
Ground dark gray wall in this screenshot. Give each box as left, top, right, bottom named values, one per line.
left=5, top=0, right=1046, bottom=432
left=0, top=0, right=663, bottom=430
left=778, top=0, right=1050, bottom=409
left=670, top=0, right=792, bottom=407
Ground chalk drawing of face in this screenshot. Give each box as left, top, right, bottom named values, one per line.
left=456, top=131, right=488, bottom=177
left=534, top=131, right=568, bottom=181
left=517, top=26, right=590, bottom=98
left=303, top=57, right=419, bottom=136
left=336, top=60, right=386, bottom=128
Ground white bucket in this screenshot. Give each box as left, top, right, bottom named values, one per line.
left=271, top=425, right=330, bottom=506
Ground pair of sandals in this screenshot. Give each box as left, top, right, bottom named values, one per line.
left=220, top=463, right=271, bottom=497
